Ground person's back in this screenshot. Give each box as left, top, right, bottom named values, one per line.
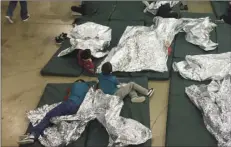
left=98, top=62, right=119, bottom=95
left=68, top=81, right=89, bottom=105
left=98, top=73, right=118, bottom=95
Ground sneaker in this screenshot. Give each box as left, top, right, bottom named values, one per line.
left=180, top=4, right=188, bottom=10
left=61, top=33, right=68, bottom=39
left=55, top=36, right=63, bottom=45
left=5, top=16, right=14, bottom=23
left=131, top=96, right=146, bottom=103
left=18, top=134, right=35, bottom=145
left=147, top=88, right=154, bottom=97
left=22, top=14, right=30, bottom=21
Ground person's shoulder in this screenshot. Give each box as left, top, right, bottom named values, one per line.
left=111, top=75, right=117, bottom=80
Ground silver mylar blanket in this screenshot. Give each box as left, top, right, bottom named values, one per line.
left=185, top=75, right=231, bottom=147
left=27, top=88, right=152, bottom=147
left=173, top=52, right=231, bottom=81
left=96, top=17, right=217, bottom=73
left=142, top=1, right=179, bottom=15
left=181, top=17, right=218, bottom=51
left=57, top=22, right=112, bottom=58
left=97, top=17, right=183, bottom=73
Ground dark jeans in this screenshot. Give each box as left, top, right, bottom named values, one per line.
left=6, top=1, right=28, bottom=19
left=31, top=100, right=79, bottom=138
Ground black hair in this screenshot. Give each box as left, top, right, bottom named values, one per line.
left=80, top=49, right=91, bottom=60
left=75, top=79, right=85, bottom=82
left=101, top=62, right=112, bottom=75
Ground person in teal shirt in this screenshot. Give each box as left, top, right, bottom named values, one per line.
left=98, top=62, right=154, bottom=103
left=18, top=80, right=90, bottom=144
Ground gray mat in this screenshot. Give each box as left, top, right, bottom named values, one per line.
left=41, top=19, right=109, bottom=77
left=86, top=76, right=151, bottom=147
left=211, top=1, right=229, bottom=18
left=40, top=39, right=83, bottom=77
left=181, top=12, right=216, bottom=20
left=21, top=77, right=151, bottom=147
left=83, top=1, right=117, bottom=21
left=174, top=31, right=217, bottom=58
left=216, top=22, right=231, bottom=53
left=19, top=81, right=96, bottom=147
left=110, top=1, right=145, bottom=21
left=174, top=12, right=217, bottom=58
left=166, top=58, right=217, bottom=146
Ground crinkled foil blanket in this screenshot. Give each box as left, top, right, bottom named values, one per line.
left=57, top=22, right=112, bottom=58
left=185, top=76, right=231, bottom=146
left=27, top=88, right=152, bottom=147
left=96, top=17, right=217, bottom=73
left=142, top=0, right=180, bottom=15
left=173, top=52, right=231, bottom=81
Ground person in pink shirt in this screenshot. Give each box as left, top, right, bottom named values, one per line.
left=77, top=49, right=95, bottom=74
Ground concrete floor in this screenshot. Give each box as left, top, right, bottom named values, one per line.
left=1, top=1, right=213, bottom=146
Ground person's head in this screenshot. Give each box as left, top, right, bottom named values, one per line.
left=81, top=49, right=91, bottom=60
left=101, top=62, right=112, bottom=75
left=75, top=79, right=85, bottom=83
left=75, top=79, right=90, bottom=88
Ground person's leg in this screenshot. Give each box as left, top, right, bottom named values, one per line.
left=6, top=1, right=18, bottom=23
left=32, top=100, right=78, bottom=137
left=115, top=82, right=146, bottom=103
left=19, top=100, right=78, bottom=144
left=6, top=1, right=17, bottom=17
left=19, top=1, right=29, bottom=21
left=128, top=82, right=149, bottom=96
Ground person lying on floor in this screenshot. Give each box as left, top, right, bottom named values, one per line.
left=78, top=49, right=95, bottom=74
left=97, top=62, right=154, bottom=103
left=156, top=3, right=179, bottom=19
left=18, top=79, right=91, bottom=144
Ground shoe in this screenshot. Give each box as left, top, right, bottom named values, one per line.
left=147, top=88, right=154, bottom=97
left=131, top=96, right=146, bottom=103
left=55, top=36, right=63, bottom=45
left=22, top=14, right=30, bottom=21
left=180, top=4, right=188, bottom=10
left=61, top=33, right=68, bottom=39
left=18, top=134, right=35, bottom=145
left=184, top=5, right=188, bottom=10
left=5, top=16, right=14, bottom=23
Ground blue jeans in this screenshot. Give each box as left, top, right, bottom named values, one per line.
left=6, top=1, right=28, bottom=20
left=31, top=100, right=79, bottom=138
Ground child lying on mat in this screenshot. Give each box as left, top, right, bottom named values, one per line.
left=78, top=49, right=95, bottom=74
left=18, top=79, right=91, bottom=144
left=97, top=62, right=154, bottom=103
